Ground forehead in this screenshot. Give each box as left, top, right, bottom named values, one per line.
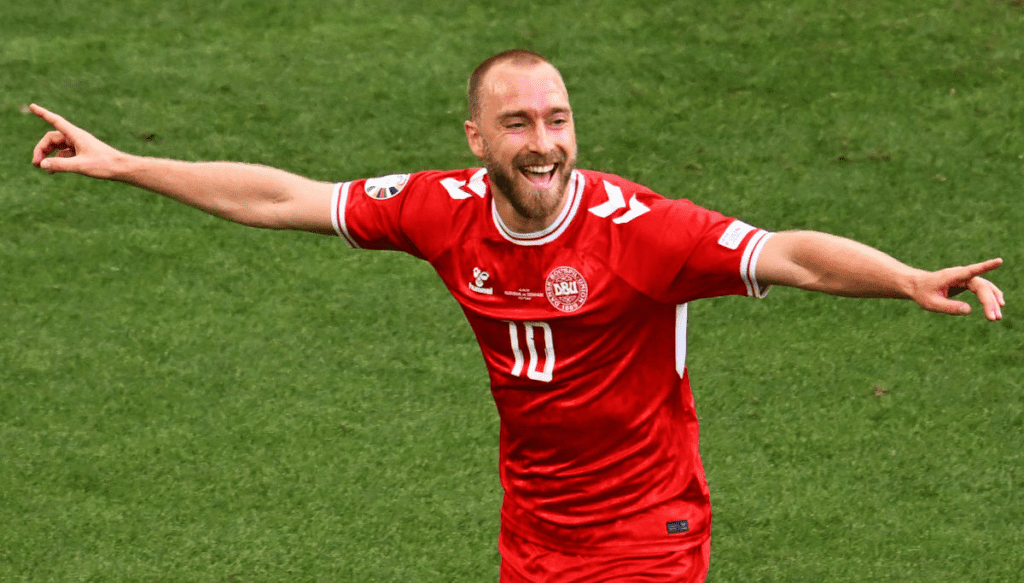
left=478, top=61, right=571, bottom=118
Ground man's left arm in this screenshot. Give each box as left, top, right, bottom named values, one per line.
left=756, top=231, right=1006, bottom=321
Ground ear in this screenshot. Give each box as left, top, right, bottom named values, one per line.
left=464, top=119, right=486, bottom=159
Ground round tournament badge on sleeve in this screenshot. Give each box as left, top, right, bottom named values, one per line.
left=545, top=266, right=588, bottom=312
left=364, top=173, right=410, bottom=200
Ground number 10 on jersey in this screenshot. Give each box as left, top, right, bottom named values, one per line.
left=506, top=321, right=555, bottom=383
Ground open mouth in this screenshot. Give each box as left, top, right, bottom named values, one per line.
left=520, top=163, right=558, bottom=188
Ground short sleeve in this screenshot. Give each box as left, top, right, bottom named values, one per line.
left=333, top=170, right=481, bottom=261
left=606, top=190, right=772, bottom=304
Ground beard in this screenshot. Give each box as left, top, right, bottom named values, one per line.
left=483, top=145, right=576, bottom=223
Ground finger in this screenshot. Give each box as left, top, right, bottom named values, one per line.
left=989, top=279, right=1006, bottom=306
left=977, top=284, right=1003, bottom=321
left=39, top=147, right=85, bottom=173
left=968, top=277, right=1006, bottom=306
left=39, top=156, right=75, bottom=174
left=969, top=278, right=1005, bottom=320
left=32, top=135, right=79, bottom=174
left=29, top=103, right=77, bottom=135
left=32, top=130, right=72, bottom=166
left=957, top=258, right=1004, bottom=281
left=926, top=296, right=973, bottom=317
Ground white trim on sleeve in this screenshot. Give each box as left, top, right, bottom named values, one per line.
left=331, top=182, right=359, bottom=248
left=740, top=231, right=773, bottom=298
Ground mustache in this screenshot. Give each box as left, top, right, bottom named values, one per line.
left=514, top=151, right=566, bottom=167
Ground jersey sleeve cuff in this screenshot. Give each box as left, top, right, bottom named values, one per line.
left=741, top=231, right=773, bottom=298
left=331, top=182, right=359, bottom=248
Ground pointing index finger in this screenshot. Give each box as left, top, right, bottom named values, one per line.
left=29, top=103, right=73, bottom=133
left=965, top=257, right=1004, bottom=280
left=953, top=258, right=1004, bottom=285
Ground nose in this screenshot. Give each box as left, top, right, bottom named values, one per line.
left=528, top=123, right=554, bottom=154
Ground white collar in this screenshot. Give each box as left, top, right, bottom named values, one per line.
left=490, top=170, right=584, bottom=246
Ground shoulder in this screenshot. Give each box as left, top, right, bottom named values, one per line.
left=577, top=169, right=718, bottom=229
left=335, top=168, right=489, bottom=257
left=580, top=170, right=716, bottom=211
left=578, top=169, right=657, bottom=199
left=575, top=170, right=770, bottom=302
left=575, top=169, right=744, bottom=266
left=350, top=168, right=486, bottom=200
left=342, top=168, right=489, bottom=218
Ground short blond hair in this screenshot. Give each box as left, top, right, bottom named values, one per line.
left=467, top=49, right=553, bottom=121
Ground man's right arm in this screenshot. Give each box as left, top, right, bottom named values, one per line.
left=30, top=104, right=336, bottom=235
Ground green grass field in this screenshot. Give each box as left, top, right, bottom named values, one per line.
left=2, top=1, right=1022, bottom=581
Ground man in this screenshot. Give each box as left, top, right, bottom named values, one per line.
left=31, top=49, right=1004, bottom=581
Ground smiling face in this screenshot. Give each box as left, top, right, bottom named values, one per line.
left=465, top=60, right=578, bottom=233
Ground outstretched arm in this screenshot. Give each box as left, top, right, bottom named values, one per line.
left=30, top=104, right=336, bottom=234
left=757, top=230, right=1006, bottom=321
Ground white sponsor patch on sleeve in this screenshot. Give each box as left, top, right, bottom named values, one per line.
left=718, top=220, right=756, bottom=250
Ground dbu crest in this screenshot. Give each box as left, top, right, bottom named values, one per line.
left=545, top=266, right=588, bottom=312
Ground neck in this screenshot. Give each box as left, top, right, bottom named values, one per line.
left=492, top=197, right=556, bottom=233
left=491, top=184, right=571, bottom=234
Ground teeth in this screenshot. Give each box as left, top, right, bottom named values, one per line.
left=524, top=164, right=555, bottom=174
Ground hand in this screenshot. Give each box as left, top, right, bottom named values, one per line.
left=30, top=103, right=125, bottom=179
left=912, top=258, right=1006, bottom=321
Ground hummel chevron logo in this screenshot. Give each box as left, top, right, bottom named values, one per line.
left=588, top=181, right=650, bottom=224
left=441, top=168, right=488, bottom=200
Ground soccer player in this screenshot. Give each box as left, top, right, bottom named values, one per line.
left=30, top=50, right=1004, bottom=582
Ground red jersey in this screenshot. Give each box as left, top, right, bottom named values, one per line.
left=331, top=168, right=772, bottom=554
